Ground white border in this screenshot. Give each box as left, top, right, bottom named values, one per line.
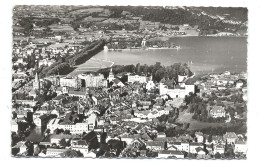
left=1, top=0, right=259, bottom=164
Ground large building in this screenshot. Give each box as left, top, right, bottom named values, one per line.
left=78, top=73, right=107, bottom=88
left=128, top=73, right=149, bottom=84
left=60, top=76, right=81, bottom=88
left=47, top=113, right=98, bottom=134
left=159, top=77, right=195, bottom=98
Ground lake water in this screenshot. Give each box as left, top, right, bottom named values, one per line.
left=71, top=37, right=247, bottom=75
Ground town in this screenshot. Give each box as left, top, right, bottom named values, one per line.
left=11, top=6, right=247, bottom=159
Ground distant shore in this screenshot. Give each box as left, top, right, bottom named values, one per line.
left=106, top=47, right=181, bottom=51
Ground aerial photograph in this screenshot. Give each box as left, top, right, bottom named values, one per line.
left=11, top=5, right=247, bottom=159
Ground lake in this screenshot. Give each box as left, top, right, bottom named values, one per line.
left=70, top=37, right=247, bottom=75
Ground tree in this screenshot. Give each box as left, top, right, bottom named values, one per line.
left=208, top=134, right=213, bottom=143
left=59, top=138, right=67, bottom=148
left=215, top=152, right=221, bottom=159
left=12, top=148, right=20, bottom=156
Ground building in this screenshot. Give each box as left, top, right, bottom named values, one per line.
left=78, top=73, right=107, bottom=88
left=223, top=132, right=238, bottom=144
left=60, top=76, right=81, bottom=88
left=71, top=139, right=89, bottom=156
left=45, top=76, right=60, bottom=86
left=208, top=106, right=226, bottom=118
left=159, top=78, right=195, bottom=98
left=112, top=78, right=125, bottom=87
left=146, top=78, right=155, bottom=90
left=108, top=68, right=115, bottom=82
left=157, top=132, right=166, bottom=138
left=146, top=141, right=165, bottom=151
left=172, top=142, right=189, bottom=152
left=189, top=142, right=203, bottom=154
left=46, top=148, right=68, bottom=157
left=38, top=59, right=55, bottom=67
left=47, top=113, right=98, bottom=134
left=11, top=120, right=18, bottom=133
left=196, top=147, right=206, bottom=159
left=234, top=141, right=247, bottom=154
left=128, top=74, right=148, bottom=84
left=195, top=132, right=204, bottom=143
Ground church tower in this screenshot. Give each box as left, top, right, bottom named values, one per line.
left=108, top=68, right=115, bottom=82
left=33, top=72, right=40, bottom=90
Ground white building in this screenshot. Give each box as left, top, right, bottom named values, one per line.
left=60, top=76, right=80, bottom=88
left=195, top=132, right=204, bottom=143
left=159, top=83, right=194, bottom=98
left=128, top=74, right=148, bottom=83
left=47, top=114, right=98, bottom=134
left=234, top=141, right=247, bottom=154
left=11, top=120, right=18, bottom=133
left=172, top=142, right=189, bottom=152
left=146, top=79, right=155, bottom=90
left=38, top=59, right=55, bottom=67
left=46, top=148, right=68, bottom=157
left=78, top=73, right=107, bottom=88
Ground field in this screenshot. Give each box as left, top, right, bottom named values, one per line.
left=176, top=109, right=229, bottom=130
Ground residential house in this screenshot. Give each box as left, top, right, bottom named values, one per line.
left=195, top=132, right=204, bottom=143
left=71, top=139, right=89, bottom=156
left=223, top=132, right=238, bottom=144
left=146, top=141, right=165, bottom=151
left=234, top=140, right=247, bottom=154
left=213, top=144, right=225, bottom=155
left=172, top=142, right=189, bottom=152
left=208, top=106, right=226, bottom=118
left=189, top=142, right=203, bottom=154
left=196, top=147, right=206, bottom=159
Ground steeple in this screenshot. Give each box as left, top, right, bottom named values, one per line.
left=35, top=72, right=39, bottom=82
left=108, top=67, right=114, bottom=82
left=109, top=68, right=113, bottom=75
left=33, top=72, right=40, bottom=90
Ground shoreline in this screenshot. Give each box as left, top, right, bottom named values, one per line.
left=106, top=47, right=181, bottom=51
